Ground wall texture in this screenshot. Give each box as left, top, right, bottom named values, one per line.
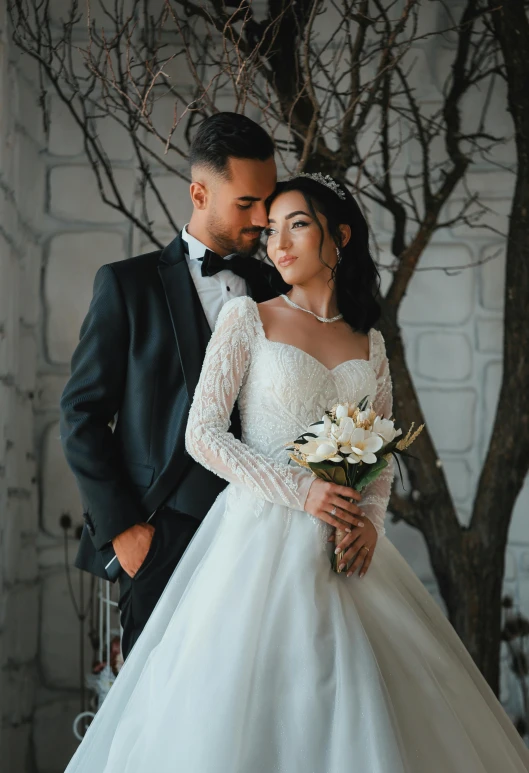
left=0, top=4, right=42, bottom=770
left=0, top=1, right=528, bottom=771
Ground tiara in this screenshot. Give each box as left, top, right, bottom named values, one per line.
left=290, top=172, right=347, bottom=200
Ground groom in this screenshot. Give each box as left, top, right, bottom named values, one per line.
left=60, top=113, right=287, bottom=658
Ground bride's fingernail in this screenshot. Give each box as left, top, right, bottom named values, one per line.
left=338, top=563, right=346, bottom=570
left=334, top=547, right=341, bottom=555
left=347, top=572, right=352, bottom=578
left=359, top=572, right=365, bottom=578
left=345, top=528, right=352, bottom=533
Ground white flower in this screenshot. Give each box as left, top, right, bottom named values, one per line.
left=334, top=401, right=357, bottom=420
left=355, top=409, right=371, bottom=425
left=335, top=403, right=349, bottom=420
left=346, top=428, right=383, bottom=464
left=373, top=416, right=402, bottom=444
left=331, top=416, right=355, bottom=445
left=303, top=435, right=342, bottom=463
left=309, top=414, right=332, bottom=436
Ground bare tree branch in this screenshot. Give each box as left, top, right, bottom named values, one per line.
left=8, top=0, right=522, bottom=694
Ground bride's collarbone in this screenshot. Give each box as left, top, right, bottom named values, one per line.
left=257, top=307, right=369, bottom=370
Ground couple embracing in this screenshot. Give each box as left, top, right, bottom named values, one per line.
left=61, top=113, right=529, bottom=772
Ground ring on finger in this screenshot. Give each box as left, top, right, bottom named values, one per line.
left=330, top=506, right=337, bottom=516
left=360, top=545, right=370, bottom=553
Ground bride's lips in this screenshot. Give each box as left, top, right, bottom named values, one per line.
left=278, top=254, right=298, bottom=267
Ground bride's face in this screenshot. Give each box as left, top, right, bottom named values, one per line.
left=266, top=190, right=345, bottom=285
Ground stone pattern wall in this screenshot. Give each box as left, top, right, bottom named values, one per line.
left=28, top=49, right=132, bottom=773
left=0, top=5, right=43, bottom=771
left=0, top=2, right=528, bottom=771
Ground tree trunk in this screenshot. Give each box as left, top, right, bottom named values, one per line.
left=431, top=529, right=505, bottom=693
left=366, top=4, right=529, bottom=694
left=379, top=304, right=512, bottom=694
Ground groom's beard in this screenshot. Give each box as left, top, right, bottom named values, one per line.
left=206, top=212, right=262, bottom=257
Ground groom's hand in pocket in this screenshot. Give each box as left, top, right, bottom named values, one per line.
left=112, top=523, right=155, bottom=578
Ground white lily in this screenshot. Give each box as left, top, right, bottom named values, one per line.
left=331, top=415, right=355, bottom=445
left=303, top=435, right=342, bottom=463
left=309, top=414, right=332, bottom=436
left=355, top=409, right=372, bottom=426
left=335, top=403, right=349, bottom=420
left=346, top=428, right=383, bottom=464
left=373, top=416, right=402, bottom=444
left=335, top=401, right=359, bottom=419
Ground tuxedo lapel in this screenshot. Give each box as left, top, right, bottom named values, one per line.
left=158, top=235, right=211, bottom=404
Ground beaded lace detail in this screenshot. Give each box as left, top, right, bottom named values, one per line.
left=186, top=296, right=394, bottom=536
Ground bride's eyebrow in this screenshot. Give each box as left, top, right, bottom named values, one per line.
left=268, top=210, right=311, bottom=223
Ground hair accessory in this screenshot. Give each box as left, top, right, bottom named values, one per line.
left=291, top=172, right=347, bottom=200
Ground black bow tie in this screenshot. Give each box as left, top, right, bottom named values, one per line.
left=200, top=249, right=250, bottom=280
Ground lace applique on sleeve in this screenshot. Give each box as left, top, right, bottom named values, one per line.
left=185, top=297, right=314, bottom=510
left=361, top=329, right=394, bottom=537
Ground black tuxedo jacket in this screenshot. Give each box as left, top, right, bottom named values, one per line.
left=60, top=234, right=286, bottom=578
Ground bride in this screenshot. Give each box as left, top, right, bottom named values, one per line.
left=65, top=174, right=529, bottom=772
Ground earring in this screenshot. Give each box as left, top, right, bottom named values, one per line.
left=336, top=246, right=342, bottom=263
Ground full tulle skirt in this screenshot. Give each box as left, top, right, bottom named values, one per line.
left=65, top=486, right=529, bottom=772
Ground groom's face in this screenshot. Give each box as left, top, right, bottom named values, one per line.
left=200, top=156, right=277, bottom=257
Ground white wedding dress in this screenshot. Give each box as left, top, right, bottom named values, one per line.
left=66, top=296, right=529, bottom=773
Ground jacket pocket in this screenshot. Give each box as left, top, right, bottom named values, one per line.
left=128, top=462, right=155, bottom=490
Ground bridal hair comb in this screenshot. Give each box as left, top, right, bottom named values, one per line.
left=290, top=172, right=347, bottom=200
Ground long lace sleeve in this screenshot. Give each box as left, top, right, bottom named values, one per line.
left=361, top=330, right=394, bottom=537
left=185, top=297, right=314, bottom=510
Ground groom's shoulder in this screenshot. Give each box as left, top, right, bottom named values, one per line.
left=106, top=246, right=163, bottom=279
left=98, top=242, right=174, bottom=295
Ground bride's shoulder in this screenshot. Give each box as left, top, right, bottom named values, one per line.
left=367, top=328, right=388, bottom=364
left=214, top=296, right=261, bottom=332
left=255, top=296, right=284, bottom=325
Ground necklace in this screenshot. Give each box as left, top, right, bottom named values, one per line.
left=281, top=294, right=343, bottom=323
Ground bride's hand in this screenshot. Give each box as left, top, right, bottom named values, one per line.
left=304, top=478, right=365, bottom=531
left=331, top=516, right=378, bottom=578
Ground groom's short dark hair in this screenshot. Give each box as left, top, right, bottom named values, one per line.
left=190, top=112, right=274, bottom=178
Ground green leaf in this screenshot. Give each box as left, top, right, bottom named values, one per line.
left=309, top=468, right=334, bottom=483
left=295, top=432, right=318, bottom=445
left=354, top=458, right=389, bottom=492
left=330, top=466, right=347, bottom=486
left=381, top=439, right=399, bottom=454
left=358, top=395, right=370, bottom=411
left=345, top=464, right=359, bottom=489
left=309, top=461, right=348, bottom=486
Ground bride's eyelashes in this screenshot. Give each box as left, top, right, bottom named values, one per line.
left=265, top=220, right=311, bottom=238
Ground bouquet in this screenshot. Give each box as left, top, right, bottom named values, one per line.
left=287, top=396, right=423, bottom=573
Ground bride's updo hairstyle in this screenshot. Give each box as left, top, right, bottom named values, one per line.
left=267, top=176, right=381, bottom=333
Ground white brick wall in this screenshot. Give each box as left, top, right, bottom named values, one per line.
left=0, top=5, right=41, bottom=770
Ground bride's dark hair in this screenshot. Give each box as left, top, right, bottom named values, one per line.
left=266, top=177, right=381, bottom=333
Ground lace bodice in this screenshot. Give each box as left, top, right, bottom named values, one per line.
left=185, top=296, right=394, bottom=536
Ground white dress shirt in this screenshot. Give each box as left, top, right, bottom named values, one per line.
left=181, top=225, right=248, bottom=331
